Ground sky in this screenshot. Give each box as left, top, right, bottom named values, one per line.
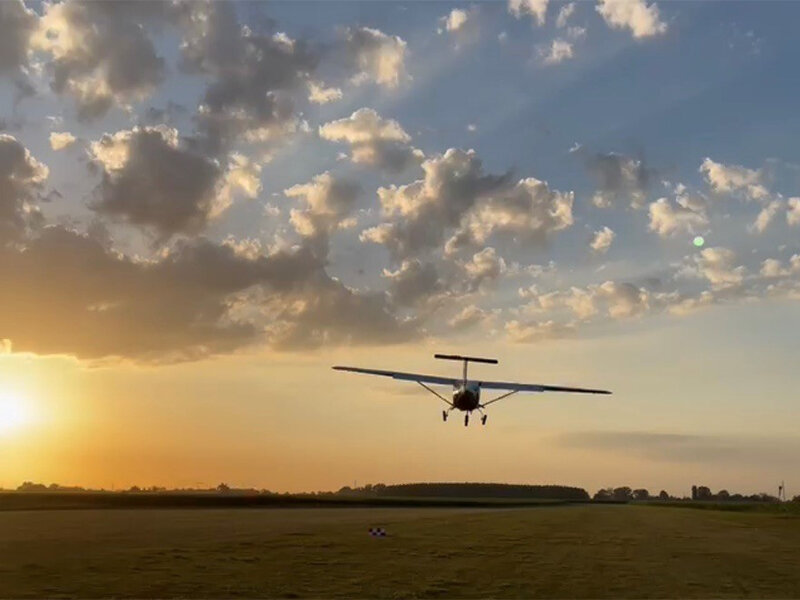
left=1, top=0, right=799, bottom=497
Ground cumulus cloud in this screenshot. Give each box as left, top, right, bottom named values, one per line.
left=505, top=319, right=574, bottom=343
left=0, top=223, right=417, bottom=360
left=177, top=2, right=317, bottom=153
left=307, top=81, right=343, bottom=104
left=699, top=157, right=768, bottom=201
left=748, top=199, right=782, bottom=234
left=0, top=134, right=48, bottom=241
left=596, top=0, right=667, bottom=39
left=49, top=131, right=77, bottom=151
left=32, top=1, right=168, bottom=120
left=589, top=226, right=615, bottom=254
left=361, top=148, right=513, bottom=260
left=440, top=9, right=470, bottom=33
left=454, top=177, right=574, bottom=249
left=284, top=171, right=361, bottom=238
left=648, top=194, right=708, bottom=237
left=539, top=39, right=574, bottom=65
left=344, top=27, right=408, bottom=89
left=556, top=2, right=576, bottom=28
left=684, top=247, right=746, bottom=290
left=449, top=304, right=492, bottom=330
left=0, top=0, right=37, bottom=75
left=318, top=108, right=423, bottom=173
left=786, top=197, right=800, bottom=226
left=90, top=125, right=257, bottom=239
left=582, top=151, right=655, bottom=208
left=508, top=0, right=549, bottom=26
left=383, top=259, right=442, bottom=307
left=462, top=247, right=508, bottom=292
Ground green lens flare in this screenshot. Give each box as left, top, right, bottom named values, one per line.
left=693, top=236, right=705, bottom=247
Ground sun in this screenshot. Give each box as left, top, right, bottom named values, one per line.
left=0, top=391, right=33, bottom=434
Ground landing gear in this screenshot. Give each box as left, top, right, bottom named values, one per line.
left=442, top=410, right=448, bottom=422
left=481, top=414, right=487, bottom=425
left=464, top=413, right=469, bottom=427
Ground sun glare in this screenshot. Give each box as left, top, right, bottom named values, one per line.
left=0, top=391, right=33, bottom=434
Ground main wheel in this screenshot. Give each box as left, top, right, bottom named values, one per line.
left=442, top=410, right=448, bottom=422
left=464, top=414, right=469, bottom=426
left=481, top=414, right=487, bottom=425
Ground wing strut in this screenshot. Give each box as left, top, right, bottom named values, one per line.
left=417, top=381, right=453, bottom=407
left=480, top=390, right=519, bottom=408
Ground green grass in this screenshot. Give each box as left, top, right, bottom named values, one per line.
left=2, top=504, right=800, bottom=598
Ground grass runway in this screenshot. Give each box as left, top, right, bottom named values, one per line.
left=3, top=503, right=800, bottom=598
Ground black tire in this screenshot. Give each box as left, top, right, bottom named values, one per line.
left=464, top=414, right=469, bottom=426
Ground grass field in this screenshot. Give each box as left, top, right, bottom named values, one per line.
left=3, top=504, right=800, bottom=598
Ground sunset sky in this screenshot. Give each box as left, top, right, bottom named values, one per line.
left=1, top=0, right=799, bottom=496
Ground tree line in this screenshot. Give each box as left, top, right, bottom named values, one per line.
left=9, top=481, right=795, bottom=503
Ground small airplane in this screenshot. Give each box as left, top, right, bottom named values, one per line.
left=333, top=354, right=611, bottom=426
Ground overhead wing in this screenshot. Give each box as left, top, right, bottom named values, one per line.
left=478, top=380, right=611, bottom=394
left=332, top=366, right=458, bottom=387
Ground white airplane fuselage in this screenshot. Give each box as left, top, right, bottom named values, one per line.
left=452, top=382, right=481, bottom=411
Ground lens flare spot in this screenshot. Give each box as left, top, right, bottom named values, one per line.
left=693, top=236, right=705, bottom=248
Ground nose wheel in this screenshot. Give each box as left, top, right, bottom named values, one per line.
left=442, top=410, right=448, bottom=422
left=481, top=414, right=487, bottom=425
left=464, top=413, right=469, bottom=427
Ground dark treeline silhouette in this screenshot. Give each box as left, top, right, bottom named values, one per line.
left=337, top=482, right=590, bottom=501
left=592, top=485, right=789, bottom=503
left=689, top=485, right=781, bottom=503
left=10, top=481, right=797, bottom=504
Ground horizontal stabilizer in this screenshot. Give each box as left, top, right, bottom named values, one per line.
left=434, top=354, right=498, bottom=365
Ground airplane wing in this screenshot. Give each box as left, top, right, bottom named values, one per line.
left=332, top=366, right=458, bottom=387
left=478, top=380, right=611, bottom=394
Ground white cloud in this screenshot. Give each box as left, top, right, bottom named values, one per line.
left=686, top=247, right=746, bottom=290
left=449, top=305, right=492, bottom=330
left=508, top=0, right=549, bottom=26
left=596, top=0, right=667, bottom=39
left=506, top=319, right=574, bottom=343
left=441, top=9, right=469, bottom=33
left=590, top=226, right=615, bottom=254
left=539, top=39, right=574, bottom=65
left=648, top=194, right=708, bottom=237
left=345, top=27, right=408, bottom=89
left=748, top=199, right=782, bottom=234
left=319, top=108, right=424, bottom=174
left=463, top=247, right=508, bottom=291
left=556, top=2, right=576, bottom=28
left=786, top=197, right=800, bottom=226
left=308, top=81, right=343, bottom=105
left=699, top=157, right=768, bottom=201
left=285, top=171, right=361, bottom=238
left=49, top=131, right=77, bottom=151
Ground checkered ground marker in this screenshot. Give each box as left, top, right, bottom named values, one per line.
left=368, top=527, right=387, bottom=537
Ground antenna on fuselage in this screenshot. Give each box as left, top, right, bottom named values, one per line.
left=434, top=354, right=498, bottom=385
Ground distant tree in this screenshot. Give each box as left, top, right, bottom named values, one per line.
left=658, top=490, right=669, bottom=500
left=128, top=485, right=141, bottom=493
left=691, top=485, right=698, bottom=500
left=792, top=495, right=800, bottom=503
left=696, top=486, right=713, bottom=500
left=717, top=489, right=730, bottom=501
left=612, top=486, right=633, bottom=501
left=216, top=483, right=230, bottom=493
left=17, top=481, right=47, bottom=492
left=632, top=488, right=650, bottom=501
left=593, top=488, right=613, bottom=501
left=730, top=493, right=744, bottom=501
